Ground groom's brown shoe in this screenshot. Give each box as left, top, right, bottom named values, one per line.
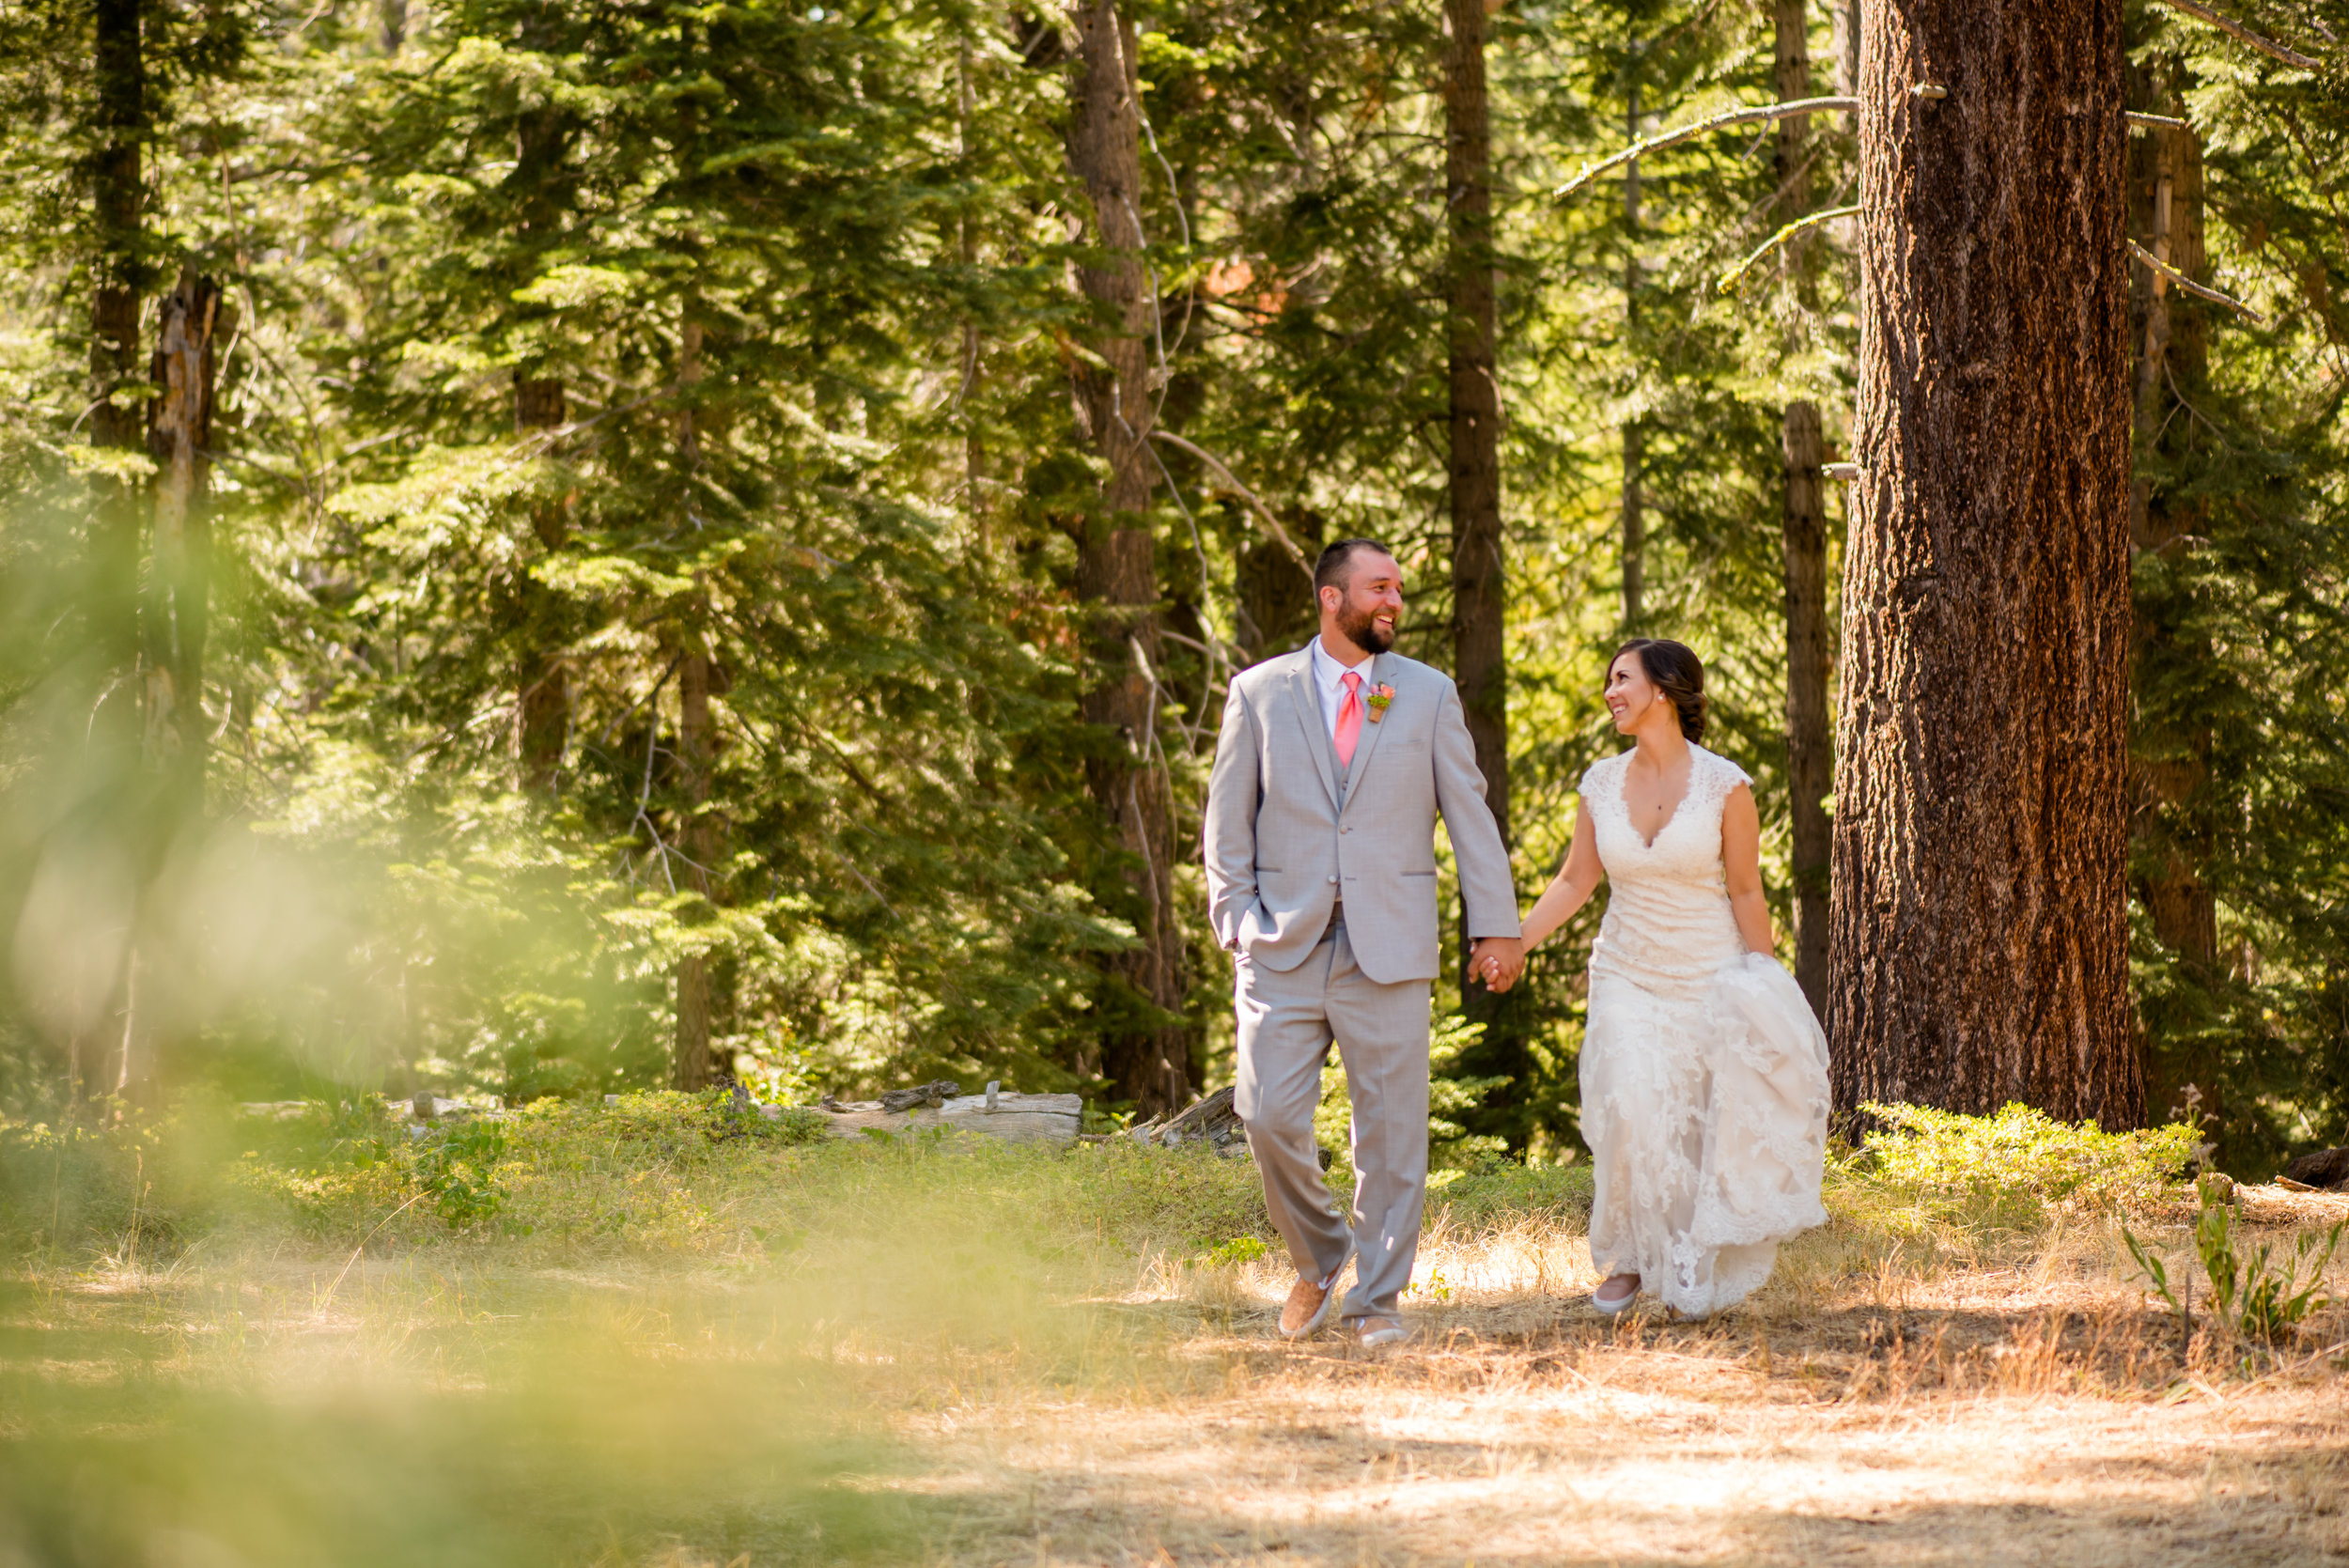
left=1279, top=1275, right=1334, bottom=1338
left=1279, top=1249, right=1351, bottom=1339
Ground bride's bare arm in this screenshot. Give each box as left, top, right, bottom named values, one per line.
left=1520, top=800, right=1603, bottom=952
left=1721, top=784, right=1775, bottom=955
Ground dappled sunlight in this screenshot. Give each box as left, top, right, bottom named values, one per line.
left=2, top=1102, right=2344, bottom=1564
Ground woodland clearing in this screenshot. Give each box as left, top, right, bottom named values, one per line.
left=2, top=1099, right=2344, bottom=1566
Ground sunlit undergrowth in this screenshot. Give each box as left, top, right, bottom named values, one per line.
left=2, top=1094, right=2330, bottom=1568
left=0, top=1093, right=2213, bottom=1281
left=1812, top=1101, right=2204, bottom=1271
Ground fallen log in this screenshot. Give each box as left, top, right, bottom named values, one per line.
left=1127, top=1085, right=1249, bottom=1157
left=2282, top=1145, right=2349, bottom=1191
left=799, top=1082, right=1081, bottom=1146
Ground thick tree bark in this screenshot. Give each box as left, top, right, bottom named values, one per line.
left=1781, top=403, right=1831, bottom=1012
left=1773, top=3, right=1831, bottom=1013
left=1831, top=0, right=2140, bottom=1126
left=1062, top=0, right=1190, bottom=1115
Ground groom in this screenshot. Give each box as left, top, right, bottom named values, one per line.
left=1204, top=538, right=1523, bottom=1346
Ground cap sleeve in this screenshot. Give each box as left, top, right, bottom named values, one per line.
left=1577, top=752, right=1619, bottom=802
left=1705, top=747, right=1754, bottom=797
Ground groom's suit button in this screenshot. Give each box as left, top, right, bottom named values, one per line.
left=1326, top=875, right=1338, bottom=884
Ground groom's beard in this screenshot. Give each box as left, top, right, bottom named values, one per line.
left=1336, top=603, right=1396, bottom=657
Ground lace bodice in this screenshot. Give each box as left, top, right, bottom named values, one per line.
left=1580, top=745, right=1751, bottom=996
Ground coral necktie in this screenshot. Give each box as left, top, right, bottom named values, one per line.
left=1334, top=671, right=1364, bottom=768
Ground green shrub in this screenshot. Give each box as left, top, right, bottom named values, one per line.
left=1198, top=1235, right=1268, bottom=1267
left=1430, top=1157, right=1595, bottom=1236
left=2126, top=1198, right=2344, bottom=1343
left=413, top=1119, right=511, bottom=1230
left=1851, top=1100, right=2199, bottom=1208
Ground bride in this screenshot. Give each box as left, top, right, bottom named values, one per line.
left=1502, top=638, right=1829, bottom=1316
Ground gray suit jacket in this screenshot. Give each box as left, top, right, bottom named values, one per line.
left=1204, top=644, right=1520, bottom=986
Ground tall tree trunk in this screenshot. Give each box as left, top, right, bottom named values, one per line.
left=2129, top=121, right=2215, bottom=966
left=1829, top=0, right=1862, bottom=251
left=671, top=314, right=725, bottom=1091
left=2126, top=68, right=2219, bottom=1129
left=1781, top=403, right=1831, bottom=1012
left=89, top=0, right=145, bottom=706
left=1772, top=0, right=1816, bottom=280
left=1444, top=0, right=1504, bottom=849
left=145, top=269, right=222, bottom=795
left=959, top=43, right=987, bottom=557
left=1831, top=0, right=2140, bottom=1126
left=1234, top=509, right=1320, bottom=664
left=1831, top=0, right=1861, bottom=101
left=89, top=0, right=148, bottom=1110
left=673, top=640, right=717, bottom=1090
left=1063, top=0, right=1189, bottom=1115
left=1619, top=72, right=1643, bottom=631
left=512, top=13, right=569, bottom=793
left=1773, top=1, right=1831, bottom=1013
left=88, top=0, right=144, bottom=465
left=1444, top=0, right=1522, bottom=1139
left=514, top=372, right=568, bottom=791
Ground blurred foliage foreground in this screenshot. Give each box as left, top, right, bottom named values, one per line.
left=0, top=1094, right=2206, bottom=1566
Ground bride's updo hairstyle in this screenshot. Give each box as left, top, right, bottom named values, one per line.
left=1612, top=638, right=1706, bottom=743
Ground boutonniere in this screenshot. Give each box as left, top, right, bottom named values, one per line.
left=1364, top=683, right=1395, bottom=722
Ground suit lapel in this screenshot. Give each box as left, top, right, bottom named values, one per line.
left=1284, top=651, right=1343, bottom=812
left=1337, top=651, right=1394, bottom=817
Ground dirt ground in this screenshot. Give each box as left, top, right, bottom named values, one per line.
left=897, top=1193, right=2349, bottom=1567
left=10, top=1165, right=2345, bottom=1567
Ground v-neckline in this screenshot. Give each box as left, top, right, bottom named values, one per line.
left=1622, top=753, right=1694, bottom=850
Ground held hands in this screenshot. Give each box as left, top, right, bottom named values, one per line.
left=1469, top=936, right=1526, bottom=993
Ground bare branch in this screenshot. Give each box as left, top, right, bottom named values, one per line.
left=1719, top=206, right=1861, bottom=294
left=2129, top=241, right=2266, bottom=325
left=1554, top=98, right=1858, bottom=201
left=1146, top=429, right=1314, bottom=577
left=2152, top=0, right=2323, bottom=70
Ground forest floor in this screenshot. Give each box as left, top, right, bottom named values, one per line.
left=3, top=1104, right=2347, bottom=1566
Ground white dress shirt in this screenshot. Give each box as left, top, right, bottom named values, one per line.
left=1308, top=633, right=1375, bottom=743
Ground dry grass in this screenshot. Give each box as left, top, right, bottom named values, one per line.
left=911, top=1187, right=2349, bottom=1567
left=5, top=1120, right=2346, bottom=1566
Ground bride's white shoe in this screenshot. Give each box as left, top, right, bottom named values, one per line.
left=1593, top=1274, right=1641, bottom=1315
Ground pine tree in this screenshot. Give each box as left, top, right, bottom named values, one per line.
left=1831, top=0, right=2141, bottom=1126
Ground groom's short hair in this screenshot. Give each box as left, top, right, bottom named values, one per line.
left=1315, top=538, right=1394, bottom=596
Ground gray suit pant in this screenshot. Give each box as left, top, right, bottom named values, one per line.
left=1233, top=912, right=1432, bottom=1321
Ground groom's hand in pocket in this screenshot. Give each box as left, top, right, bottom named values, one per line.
left=1469, top=937, right=1525, bottom=993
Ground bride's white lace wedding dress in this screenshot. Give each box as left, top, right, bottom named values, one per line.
left=1579, top=744, right=1830, bottom=1316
